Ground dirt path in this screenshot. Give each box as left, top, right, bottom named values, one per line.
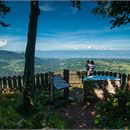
left=60, top=89, right=96, bottom=129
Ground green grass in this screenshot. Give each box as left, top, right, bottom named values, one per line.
left=0, top=90, right=71, bottom=129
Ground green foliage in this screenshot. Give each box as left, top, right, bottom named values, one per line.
left=0, top=0, right=10, bottom=27
left=48, top=111, right=70, bottom=129
left=0, top=93, right=33, bottom=128
left=93, top=1, right=130, bottom=29
left=94, top=89, right=130, bottom=129
left=0, top=91, right=71, bottom=129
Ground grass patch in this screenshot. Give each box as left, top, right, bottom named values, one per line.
left=0, top=90, right=71, bottom=129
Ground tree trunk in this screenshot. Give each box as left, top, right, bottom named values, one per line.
left=22, top=0, right=40, bottom=107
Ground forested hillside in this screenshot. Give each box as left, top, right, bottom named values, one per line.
left=0, top=50, right=130, bottom=77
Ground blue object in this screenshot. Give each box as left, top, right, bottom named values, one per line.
left=83, top=75, right=120, bottom=81
left=54, top=75, right=70, bottom=90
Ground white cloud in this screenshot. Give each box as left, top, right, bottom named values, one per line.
left=0, top=35, right=26, bottom=51
left=36, top=32, right=130, bottom=51
left=0, top=40, right=7, bottom=48
left=70, top=7, right=78, bottom=15
left=40, top=4, right=56, bottom=12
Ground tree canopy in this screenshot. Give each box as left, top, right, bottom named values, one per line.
left=72, top=0, right=81, bottom=10
left=93, top=1, right=130, bottom=29
left=0, top=0, right=10, bottom=27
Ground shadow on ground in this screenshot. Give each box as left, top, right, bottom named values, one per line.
left=59, top=87, right=96, bottom=129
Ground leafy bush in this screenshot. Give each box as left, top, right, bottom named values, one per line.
left=48, top=111, right=70, bottom=129
left=0, top=91, right=71, bottom=129
left=94, top=89, right=130, bottom=129
left=0, top=93, right=33, bottom=128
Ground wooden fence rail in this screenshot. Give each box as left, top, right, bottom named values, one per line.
left=0, top=73, right=50, bottom=93
left=76, top=70, right=130, bottom=88
left=0, top=70, right=130, bottom=93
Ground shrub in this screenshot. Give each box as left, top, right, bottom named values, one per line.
left=94, top=89, right=130, bottom=129
left=0, top=91, right=71, bottom=129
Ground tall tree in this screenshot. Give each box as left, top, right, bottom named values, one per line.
left=92, top=1, right=130, bottom=29
left=0, top=0, right=10, bottom=27
left=22, top=0, right=80, bottom=107
left=22, top=0, right=40, bottom=107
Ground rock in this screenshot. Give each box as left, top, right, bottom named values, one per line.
left=15, top=119, right=26, bottom=128
left=68, top=97, right=74, bottom=101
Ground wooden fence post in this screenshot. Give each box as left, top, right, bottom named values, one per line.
left=113, top=72, right=117, bottom=78
left=45, top=73, right=48, bottom=90
left=49, top=72, right=54, bottom=104
left=63, top=69, right=69, bottom=99
left=0, top=77, right=2, bottom=92
left=17, top=75, right=22, bottom=92
left=101, top=71, right=105, bottom=76
left=13, top=76, right=17, bottom=91
left=7, top=76, right=12, bottom=91
left=93, top=71, right=97, bottom=76
left=105, top=71, right=109, bottom=76
left=36, top=74, right=41, bottom=89
left=109, top=72, right=113, bottom=76
left=127, top=74, right=130, bottom=90
left=97, top=71, right=101, bottom=76
left=40, top=73, right=45, bottom=89
left=122, top=74, right=127, bottom=87
left=3, top=77, right=7, bottom=91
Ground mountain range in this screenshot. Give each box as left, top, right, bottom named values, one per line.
left=36, top=50, right=130, bottom=59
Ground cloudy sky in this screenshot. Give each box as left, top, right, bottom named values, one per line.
left=0, top=1, right=130, bottom=52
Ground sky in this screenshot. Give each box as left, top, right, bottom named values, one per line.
left=0, top=1, right=130, bottom=52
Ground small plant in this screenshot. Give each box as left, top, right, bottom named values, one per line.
left=0, top=90, right=71, bottom=129
left=94, top=89, right=130, bottom=129
left=48, top=111, right=71, bottom=129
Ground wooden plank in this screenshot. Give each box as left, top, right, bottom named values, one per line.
left=113, top=72, right=117, bottom=78
left=7, top=76, right=12, bottom=90
left=63, top=69, right=69, bottom=99
left=93, top=71, right=97, bottom=76
left=63, top=69, right=69, bottom=83
left=49, top=72, right=54, bottom=103
left=122, top=74, right=127, bottom=87
left=17, top=75, right=22, bottom=92
left=118, top=73, right=122, bottom=79
left=21, top=75, right=24, bottom=87
left=105, top=71, right=109, bottom=76
left=0, top=77, right=2, bottom=92
left=109, top=72, right=113, bottom=76
left=45, top=73, right=49, bottom=89
left=13, top=76, right=17, bottom=89
left=36, top=74, right=41, bottom=89
left=3, top=77, right=7, bottom=89
left=101, top=71, right=105, bottom=76
left=127, top=74, right=130, bottom=90
left=97, top=71, right=101, bottom=75
left=40, top=73, right=45, bottom=89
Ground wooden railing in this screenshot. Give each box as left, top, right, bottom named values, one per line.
left=76, top=70, right=130, bottom=88
left=0, top=73, right=50, bottom=93
left=0, top=70, right=130, bottom=93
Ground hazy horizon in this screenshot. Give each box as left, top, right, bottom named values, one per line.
left=1, top=49, right=130, bottom=59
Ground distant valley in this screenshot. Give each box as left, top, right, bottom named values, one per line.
left=0, top=50, right=130, bottom=77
